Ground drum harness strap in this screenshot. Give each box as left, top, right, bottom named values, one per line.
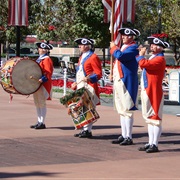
left=9, top=93, right=13, bottom=103
left=9, top=93, right=30, bottom=103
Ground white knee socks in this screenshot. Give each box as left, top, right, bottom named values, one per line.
left=125, top=116, right=134, bottom=139
left=36, top=107, right=47, bottom=124
left=153, top=125, right=162, bottom=146
left=120, top=115, right=126, bottom=138
left=36, top=108, right=41, bottom=123
left=83, top=122, right=93, bottom=132
left=120, top=115, right=134, bottom=139
left=148, top=124, right=162, bottom=146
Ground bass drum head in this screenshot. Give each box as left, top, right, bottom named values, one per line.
left=11, top=59, right=42, bottom=95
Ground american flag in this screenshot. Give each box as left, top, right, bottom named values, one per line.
left=102, top=0, right=135, bottom=47
left=103, top=0, right=111, bottom=23
left=8, top=0, right=29, bottom=26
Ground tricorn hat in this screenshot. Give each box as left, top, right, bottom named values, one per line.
left=118, top=28, right=141, bottom=36
left=147, top=36, right=169, bottom=48
left=36, top=42, right=53, bottom=50
left=74, top=38, right=95, bottom=45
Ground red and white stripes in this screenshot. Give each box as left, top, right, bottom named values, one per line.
left=102, top=0, right=112, bottom=23
left=102, top=0, right=111, bottom=23
left=123, top=0, right=135, bottom=24
left=102, top=0, right=136, bottom=47
left=8, top=0, right=28, bottom=26
left=113, top=0, right=123, bottom=47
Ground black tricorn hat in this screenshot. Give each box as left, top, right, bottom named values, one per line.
left=74, top=38, right=95, bottom=45
left=118, top=28, right=141, bottom=36
left=147, top=36, right=170, bottom=48
left=36, top=42, right=53, bottom=50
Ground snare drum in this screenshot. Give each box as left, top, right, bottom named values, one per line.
left=0, top=57, right=42, bottom=95
left=60, top=87, right=100, bottom=129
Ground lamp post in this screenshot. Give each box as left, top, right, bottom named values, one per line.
left=157, top=0, right=162, bottom=34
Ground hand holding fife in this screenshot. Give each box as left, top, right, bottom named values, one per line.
left=138, top=45, right=147, bottom=56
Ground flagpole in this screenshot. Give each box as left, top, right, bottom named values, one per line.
left=110, top=0, right=115, bottom=77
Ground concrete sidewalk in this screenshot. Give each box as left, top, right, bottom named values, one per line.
left=0, top=88, right=180, bottom=180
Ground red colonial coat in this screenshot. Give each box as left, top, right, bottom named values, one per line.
left=137, top=53, right=166, bottom=123
left=77, top=52, right=102, bottom=104
left=39, top=56, right=53, bottom=100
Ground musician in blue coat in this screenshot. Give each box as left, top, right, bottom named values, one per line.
left=110, top=28, right=140, bottom=145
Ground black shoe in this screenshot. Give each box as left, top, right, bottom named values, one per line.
left=146, top=144, right=159, bottom=153
left=34, top=123, right=46, bottom=129
left=30, top=123, right=39, bottom=129
left=79, top=130, right=92, bottom=138
left=74, top=131, right=83, bottom=137
left=138, top=144, right=150, bottom=151
left=119, top=137, right=133, bottom=145
left=112, top=136, right=124, bottom=144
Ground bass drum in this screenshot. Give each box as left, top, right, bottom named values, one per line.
left=0, top=57, right=42, bottom=95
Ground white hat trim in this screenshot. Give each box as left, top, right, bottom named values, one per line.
left=81, top=38, right=92, bottom=45
left=150, top=37, right=170, bottom=48
left=119, top=28, right=140, bottom=36
left=38, top=42, right=52, bottom=50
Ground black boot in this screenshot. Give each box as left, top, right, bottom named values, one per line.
left=79, top=130, right=92, bottom=138
left=74, top=131, right=83, bottom=137
left=146, top=144, right=159, bottom=153
left=34, top=123, right=46, bottom=129
left=30, top=123, right=39, bottom=129
left=119, top=137, right=133, bottom=145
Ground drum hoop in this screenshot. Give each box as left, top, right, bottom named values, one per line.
left=11, top=58, right=43, bottom=95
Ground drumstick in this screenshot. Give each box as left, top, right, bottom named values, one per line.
left=76, top=74, right=91, bottom=85
left=76, top=79, right=83, bottom=85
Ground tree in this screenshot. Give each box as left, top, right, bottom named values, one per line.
left=33, top=0, right=110, bottom=47
left=0, top=0, right=8, bottom=43
left=135, top=0, right=180, bottom=64
left=0, top=0, right=9, bottom=59
left=162, top=0, right=180, bottom=64
left=31, top=0, right=60, bottom=42
left=32, top=0, right=110, bottom=66
left=135, top=0, right=161, bottom=43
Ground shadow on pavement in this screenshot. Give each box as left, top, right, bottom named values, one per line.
left=160, top=148, right=180, bottom=152
left=0, top=171, right=60, bottom=179
left=47, top=124, right=144, bottom=130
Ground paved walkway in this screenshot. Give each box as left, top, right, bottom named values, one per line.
left=0, top=88, right=180, bottom=180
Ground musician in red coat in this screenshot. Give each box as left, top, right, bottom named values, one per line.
left=136, top=35, right=169, bottom=153
left=30, top=42, right=54, bottom=130
left=71, top=38, right=102, bottom=138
